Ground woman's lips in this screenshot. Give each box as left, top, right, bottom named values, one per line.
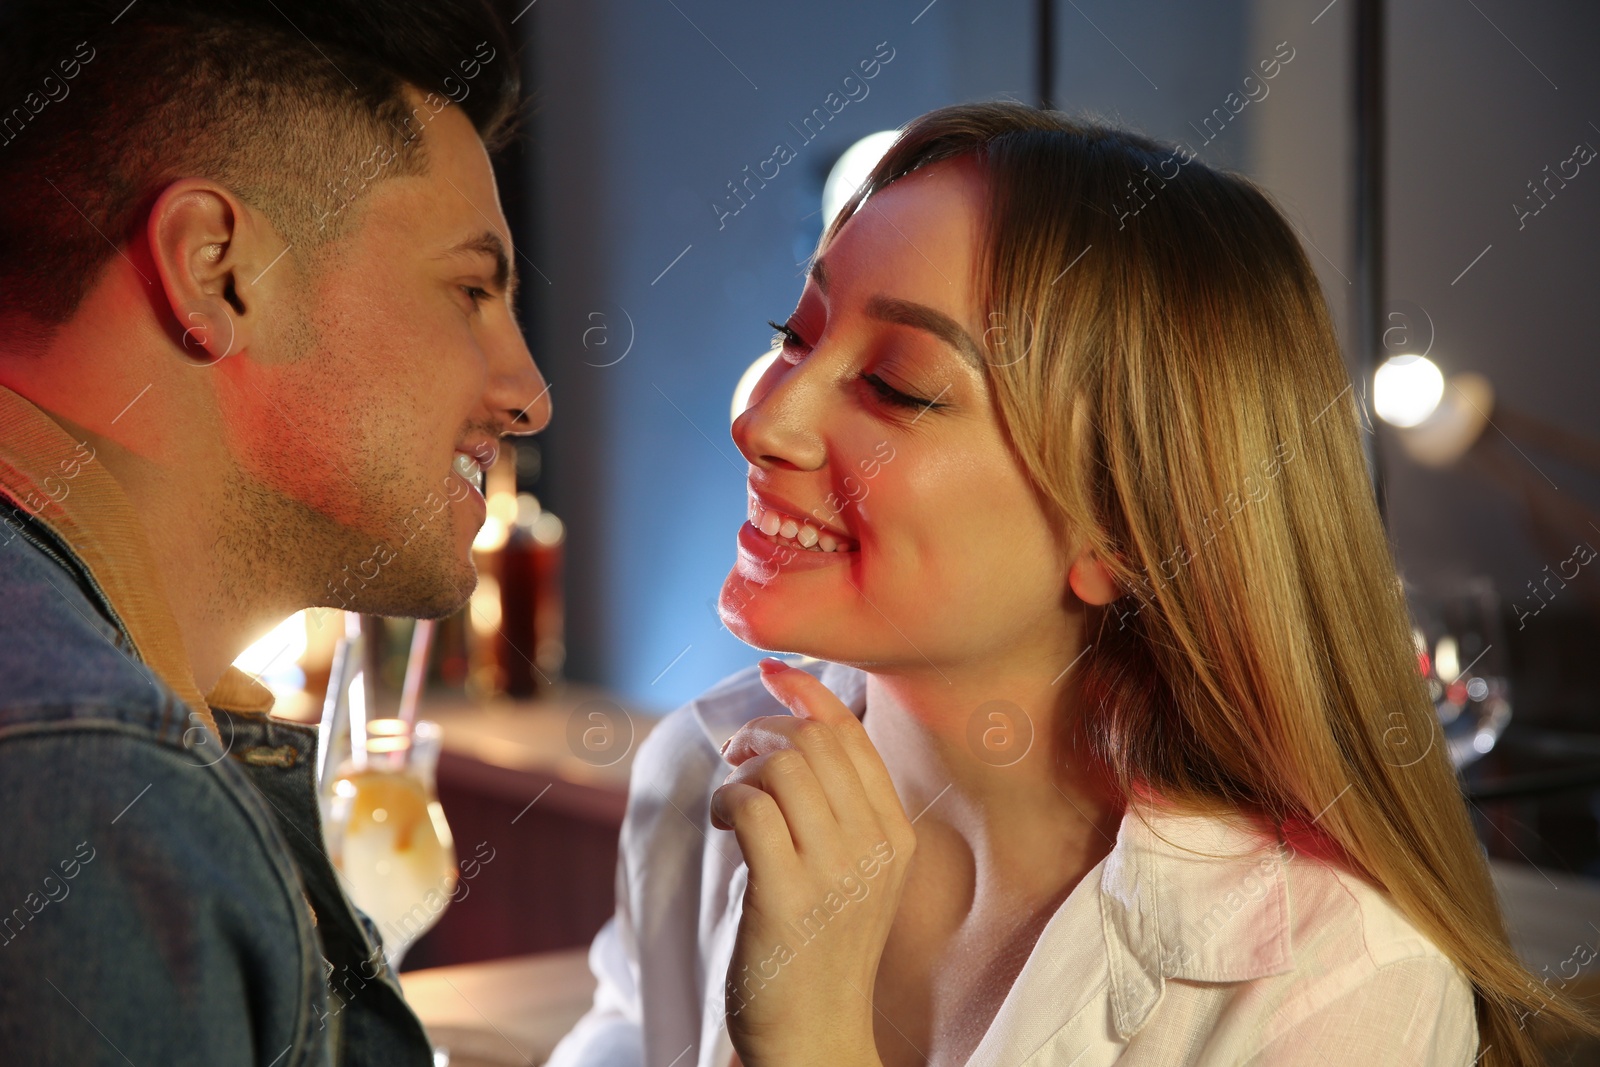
left=737, top=521, right=853, bottom=570
left=746, top=495, right=857, bottom=552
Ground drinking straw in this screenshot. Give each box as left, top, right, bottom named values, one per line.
left=397, top=618, right=436, bottom=726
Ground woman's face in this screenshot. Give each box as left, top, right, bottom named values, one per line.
left=718, top=157, right=1081, bottom=674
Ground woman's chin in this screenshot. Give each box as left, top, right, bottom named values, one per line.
left=717, top=580, right=825, bottom=657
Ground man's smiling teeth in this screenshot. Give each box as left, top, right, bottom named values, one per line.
left=749, top=501, right=855, bottom=553
left=453, top=452, right=483, bottom=486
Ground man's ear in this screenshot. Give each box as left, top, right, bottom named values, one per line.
left=1067, top=543, right=1121, bottom=607
left=146, top=178, right=270, bottom=364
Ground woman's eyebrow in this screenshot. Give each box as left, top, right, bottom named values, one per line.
left=807, top=256, right=983, bottom=368
left=864, top=295, right=984, bottom=369
left=810, top=257, right=830, bottom=293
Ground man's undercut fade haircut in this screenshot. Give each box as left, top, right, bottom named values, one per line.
left=0, top=0, right=522, bottom=350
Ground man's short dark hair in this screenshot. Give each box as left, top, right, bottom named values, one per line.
left=0, top=0, right=522, bottom=349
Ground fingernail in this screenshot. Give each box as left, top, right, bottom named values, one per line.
left=719, top=736, right=732, bottom=755
left=758, top=657, right=789, bottom=675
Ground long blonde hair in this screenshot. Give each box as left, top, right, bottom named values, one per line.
left=822, top=101, right=1599, bottom=1065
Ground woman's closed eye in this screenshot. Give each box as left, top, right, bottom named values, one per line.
left=765, top=317, right=947, bottom=414
left=860, top=372, right=943, bottom=412
left=768, top=318, right=808, bottom=356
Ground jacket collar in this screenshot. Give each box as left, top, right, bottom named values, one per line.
left=1099, top=801, right=1296, bottom=1038
left=0, top=382, right=274, bottom=736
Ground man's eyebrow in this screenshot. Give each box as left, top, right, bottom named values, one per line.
left=865, top=295, right=984, bottom=369
left=439, top=229, right=520, bottom=303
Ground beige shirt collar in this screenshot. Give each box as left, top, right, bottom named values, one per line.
left=0, top=382, right=275, bottom=736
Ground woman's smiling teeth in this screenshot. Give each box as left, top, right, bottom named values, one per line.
left=749, top=499, right=856, bottom=553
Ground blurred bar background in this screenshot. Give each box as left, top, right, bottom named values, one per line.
left=227, top=1, right=1600, bottom=1059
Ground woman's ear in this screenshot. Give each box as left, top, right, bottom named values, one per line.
left=1067, top=546, right=1120, bottom=606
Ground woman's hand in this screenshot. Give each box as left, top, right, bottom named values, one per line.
left=710, top=659, right=915, bottom=1067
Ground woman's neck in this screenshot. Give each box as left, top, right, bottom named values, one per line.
left=859, top=666, right=1125, bottom=904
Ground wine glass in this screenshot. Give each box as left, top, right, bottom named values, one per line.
left=324, top=716, right=458, bottom=970
left=318, top=616, right=458, bottom=974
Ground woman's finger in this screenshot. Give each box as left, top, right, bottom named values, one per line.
left=755, top=658, right=854, bottom=725
left=722, top=713, right=876, bottom=836
left=713, top=747, right=839, bottom=855
left=710, top=780, right=802, bottom=880
left=757, top=662, right=910, bottom=837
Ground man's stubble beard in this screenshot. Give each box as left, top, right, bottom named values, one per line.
left=220, top=296, right=479, bottom=623
left=217, top=454, right=479, bottom=623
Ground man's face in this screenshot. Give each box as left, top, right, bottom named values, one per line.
left=216, top=91, right=549, bottom=620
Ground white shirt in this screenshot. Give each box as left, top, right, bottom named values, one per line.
left=545, top=660, right=1480, bottom=1067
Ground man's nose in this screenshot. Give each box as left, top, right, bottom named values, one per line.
left=491, top=321, right=551, bottom=436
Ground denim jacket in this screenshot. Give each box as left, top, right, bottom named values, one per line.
left=0, top=382, right=435, bottom=1065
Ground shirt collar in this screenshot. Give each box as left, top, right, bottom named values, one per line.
left=0, top=382, right=275, bottom=736
left=1099, top=801, right=1296, bottom=1038
left=690, top=657, right=867, bottom=755
left=688, top=658, right=1294, bottom=1043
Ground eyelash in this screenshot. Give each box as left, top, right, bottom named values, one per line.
left=766, top=318, right=946, bottom=413
left=462, top=285, right=492, bottom=306
left=768, top=319, right=801, bottom=350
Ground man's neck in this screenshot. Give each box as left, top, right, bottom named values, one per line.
left=4, top=348, right=279, bottom=697
left=77, top=413, right=262, bottom=693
